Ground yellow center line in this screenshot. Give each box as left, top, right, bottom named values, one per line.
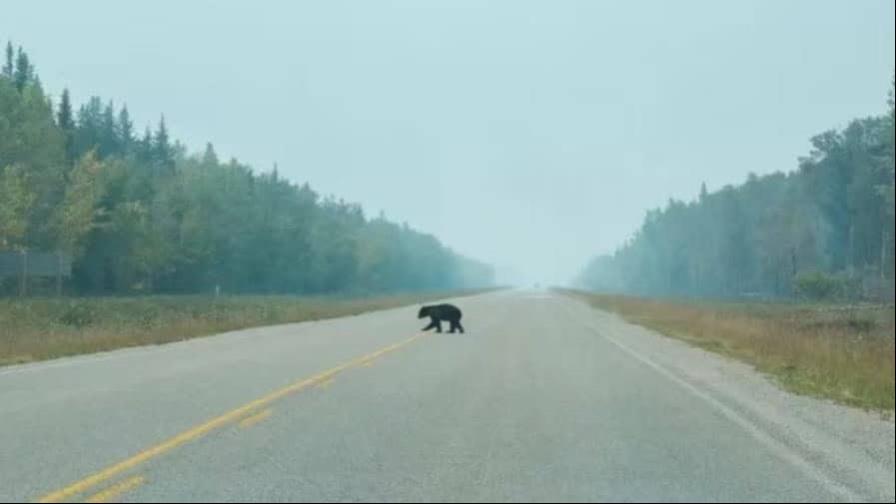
left=238, top=408, right=272, bottom=429
left=84, top=476, right=146, bottom=503
left=315, top=377, right=335, bottom=389
left=36, top=333, right=426, bottom=503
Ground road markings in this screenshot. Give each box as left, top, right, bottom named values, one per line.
left=567, top=305, right=861, bottom=503
left=238, top=408, right=272, bottom=429
left=84, top=476, right=146, bottom=503
left=36, top=334, right=426, bottom=503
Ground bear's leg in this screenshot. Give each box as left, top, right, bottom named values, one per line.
left=456, top=320, right=465, bottom=333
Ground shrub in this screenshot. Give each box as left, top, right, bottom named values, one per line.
left=793, top=272, right=846, bottom=300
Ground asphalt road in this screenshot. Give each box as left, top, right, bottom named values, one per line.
left=1, top=290, right=892, bottom=502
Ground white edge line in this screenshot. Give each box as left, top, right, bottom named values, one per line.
left=577, top=312, right=861, bottom=503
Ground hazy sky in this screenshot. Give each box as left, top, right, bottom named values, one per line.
left=5, top=1, right=894, bottom=285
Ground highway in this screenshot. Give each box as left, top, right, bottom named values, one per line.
left=1, top=290, right=892, bottom=502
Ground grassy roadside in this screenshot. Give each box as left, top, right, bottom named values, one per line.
left=0, top=289, right=495, bottom=367
left=560, top=289, right=895, bottom=411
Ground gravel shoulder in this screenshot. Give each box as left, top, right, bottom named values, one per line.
left=563, top=295, right=895, bottom=502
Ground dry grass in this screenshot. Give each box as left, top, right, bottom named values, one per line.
left=0, top=289, right=493, bottom=367
left=562, top=290, right=895, bottom=411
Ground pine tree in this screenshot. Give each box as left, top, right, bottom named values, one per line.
left=57, top=89, right=73, bottom=129
left=13, top=46, right=32, bottom=91
left=137, top=126, right=153, bottom=162
left=57, top=89, right=75, bottom=163
left=887, top=72, right=896, bottom=121
left=154, top=116, right=174, bottom=173
left=118, top=105, right=134, bottom=149
left=100, top=100, right=119, bottom=156
left=2, top=41, right=12, bottom=78
left=155, top=116, right=169, bottom=156
left=201, top=142, right=218, bottom=166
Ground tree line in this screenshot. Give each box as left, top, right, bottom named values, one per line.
left=578, top=75, right=895, bottom=301
left=0, top=42, right=494, bottom=296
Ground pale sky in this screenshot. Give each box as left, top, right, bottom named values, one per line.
left=4, top=0, right=894, bottom=285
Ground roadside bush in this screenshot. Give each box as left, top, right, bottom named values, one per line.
left=793, top=272, right=847, bottom=301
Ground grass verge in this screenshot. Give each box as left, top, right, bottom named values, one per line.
left=560, top=289, right=895, bottom=411
left=0, top=289, right=495, bottom=367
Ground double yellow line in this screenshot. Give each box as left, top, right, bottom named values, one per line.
left=38, top=333, right=426, bottom=503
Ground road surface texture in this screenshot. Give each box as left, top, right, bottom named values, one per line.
left=1, top=290, right=893, bottom=502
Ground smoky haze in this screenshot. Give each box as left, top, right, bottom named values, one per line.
left=6, top=0, right=894, bottom=286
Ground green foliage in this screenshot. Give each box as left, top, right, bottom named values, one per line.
left=13, top=46, right=33, bottom=91
left=2, top=42, right=12, bottom=78
left=0, top=41, right=493, bottom=296
left=54, top=150, right=107, bottom=258
left=0, top=64, right=65, bottom=251
left=579, top=74, right=896, bottom=301
left=0, top=164, right=36, bottom=249
left=117, top=106, right=133, bottom=148
left=57, top=88, right=75, bottom=162
left=56, top=89, right=73, bottom=130
left=792, top=272, right=845, bottom=300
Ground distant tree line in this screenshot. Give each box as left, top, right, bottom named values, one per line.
left=0, top=42, right=493, bottom=295
left=579, top=75, right=895, bottom=301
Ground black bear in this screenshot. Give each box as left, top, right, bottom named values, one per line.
left=418, top=304, right=464, bottom=333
